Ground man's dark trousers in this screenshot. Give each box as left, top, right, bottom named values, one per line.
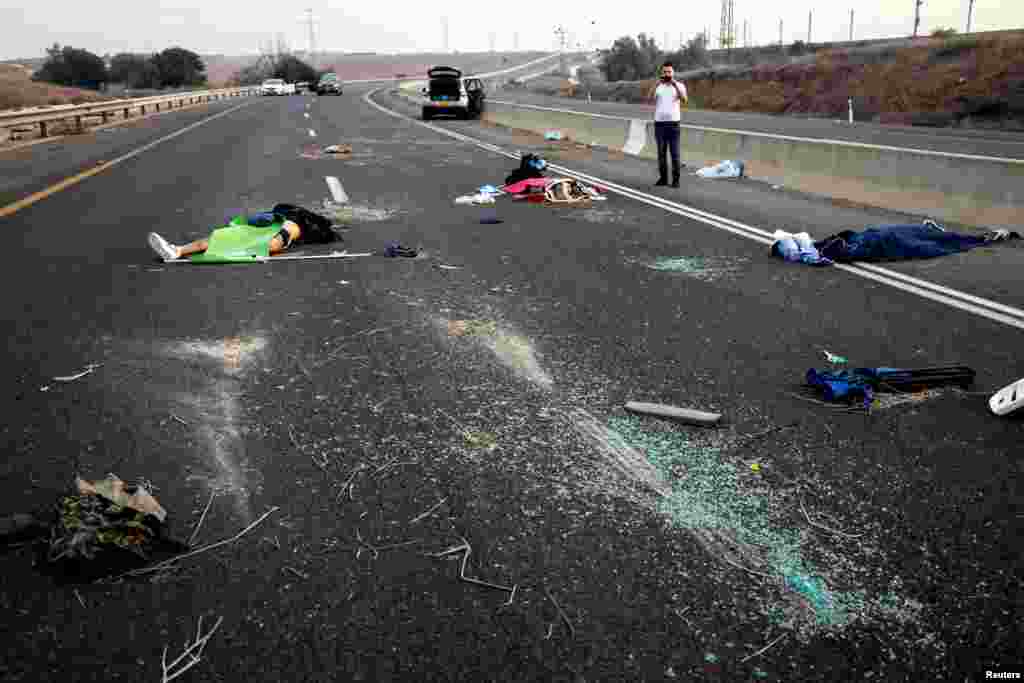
left=654, top=121, right=682, bottom=184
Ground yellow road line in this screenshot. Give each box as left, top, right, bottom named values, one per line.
left=0, top=99, right=254, bottom=219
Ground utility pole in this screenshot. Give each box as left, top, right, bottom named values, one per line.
left=743, top=20, right=748, bottom=48
left=442, top=16, right=449, bottom=52
left=807, top=10, right=812, bottom=44
left=303, top=8, right=316, bottom=66
left=966, top=0, right=975, bottom=33
left=849, top=9, right=854, bottom=41
left=514, top=31, right=519, bottom=51
left=779, top=18, right=783, bottom=48
left=913, top=0, right=923, bottom=37
left=489, top=32, right=497, bottom=52
left=719, top=0, right=735, bottom=51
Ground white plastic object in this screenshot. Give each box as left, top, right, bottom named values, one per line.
left=989, top=377, right=1024, bottom=416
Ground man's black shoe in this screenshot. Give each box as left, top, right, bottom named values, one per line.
left=671, top=181, right=680, bottom=188
left=654, top=179, right=668, bottom=187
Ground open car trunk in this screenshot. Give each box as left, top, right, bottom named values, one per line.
left=428, top=66, right=462, bottom=99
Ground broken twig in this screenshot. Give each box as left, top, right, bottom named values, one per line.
left=354, top=528, right=421, bottom=560
left=409, top=498, right=448, bottom=524
left=429, top=536, right=517, bottom=599
left=799, top=497, right=863, bottom=539
left=115, top=507, right=279, bottom=580
left=161, top=615, right=224, bottom=683
left=544, top=587, right=576, bottom=639
left=53, top=363, right=102, bottom=383
left=170, top=414, right=188, bottom=426
left=336, top=465, right=366, bottom=502
left=740, top=632, right=788, bottom=663
left=188, top=491, right=216, bottom=547
left=73, top=588, right=86, bottom=608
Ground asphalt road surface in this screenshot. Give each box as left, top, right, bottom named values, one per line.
left=0, top=84, right=1020, bottom=682
left=491, top=89, right=1024, bottom=160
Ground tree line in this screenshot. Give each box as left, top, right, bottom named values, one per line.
left=33, top=44, right=207, bottom=90
left=598, top=34, right=711, bottom=82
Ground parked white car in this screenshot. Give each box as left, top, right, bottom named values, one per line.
left=261, top=79, right=296, bottom=96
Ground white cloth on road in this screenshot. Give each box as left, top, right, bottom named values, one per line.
left=695, top=160, right=745, bottom=179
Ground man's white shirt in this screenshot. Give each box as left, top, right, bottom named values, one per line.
left=654, top=81, right=687, bottom=122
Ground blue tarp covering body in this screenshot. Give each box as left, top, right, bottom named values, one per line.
left=815, top=224, right=988, bottom=263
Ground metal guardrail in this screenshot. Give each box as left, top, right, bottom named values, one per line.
left=0, top=87, right=259, bottom=139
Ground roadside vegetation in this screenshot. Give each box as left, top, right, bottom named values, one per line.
left=0, top=43, right=209, bottom=111
left=522, top=31, right=1024, bottom=129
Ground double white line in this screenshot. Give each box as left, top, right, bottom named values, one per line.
left=365, top=88, right=1024, bottom=331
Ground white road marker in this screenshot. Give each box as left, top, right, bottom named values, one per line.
left=309, top=129, right=317, bottom=137
left=325, top=176, right=349, bottom=204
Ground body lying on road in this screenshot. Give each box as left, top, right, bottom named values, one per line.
left=148, top=204, right=341, bottom=264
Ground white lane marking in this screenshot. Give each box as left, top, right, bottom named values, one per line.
left=363, top=88, right=1024, bottom=331
left=623, top=119, right=647, bottom=156
left=304, top=112, right=310, bottom=118
left=325, top=176, right=348, bottom=204
left=309, top=129, right=317, bottom=137
left=488, top=99, right=1024, bottom=165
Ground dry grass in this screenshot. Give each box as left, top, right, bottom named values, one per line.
left=549, top=33, right=1024, bottom=126
left=0, top=64, right=111, bottom=111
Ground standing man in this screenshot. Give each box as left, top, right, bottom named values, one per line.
left=648, top=61, right=688, bottom=188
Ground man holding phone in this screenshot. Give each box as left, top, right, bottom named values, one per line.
left=648, top=61, right=688, bottom=188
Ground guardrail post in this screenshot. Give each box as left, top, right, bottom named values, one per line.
left=123, top=107, right=130, bottom=119
left=39, top=121, right=48, bottom=138
left=75, top=115, right=82, bottom=133
left=156, top=103, right=160, bottom=112
left=101, top=112, right=109, bottom=124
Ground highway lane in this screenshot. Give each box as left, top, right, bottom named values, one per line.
left=489, top=89, right=1024, bottom=160
left=0, top=82, right=1019, bottom=682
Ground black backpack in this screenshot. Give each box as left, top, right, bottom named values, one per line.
left=271, top=204, right=339, bottom=245
left=505, top=154, right=547, bottom=186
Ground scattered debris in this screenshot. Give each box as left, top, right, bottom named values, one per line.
left=76, top=476, right=167, bottom=522
left=454, top=193, right=496, bottom=205
left=544, top=131, right=563, bottom=141
left=480, top=207, right=503, bottom=224
left=436, top=264, right=461, bottom=270
left=111, top=507, right=279, bottom=581
left=644, top=255, right=749, bottom=281
left=188, top=492, right=216, bottom=547
left=409, top=498, right=448, bottom=524
left=429, top=536, right=517, bottom=599
left=624, top=401, right=722, bottom=426
left=170, top=414, right=188, bottom=426
left=462, top=431, right=498, bottom=450
left=740, top=633, right=788, bottom=663
left=354, top=528, right=421, bottom=560
left=806, top=365, right=975, bottom=405
left=447, top=319, right=497, bottom=337
left=383, top=242, right=418, bottom=258
left=53, top=363, right=102, bottom=382
left=160, top=615, right=224, bottom=683
left=695, top=159, right=744, bottom=178
left=823, top=350, right=848, bottom=364
left=324, top=144, right=352, bottom=155
left=750, top=463, right=761, bottom=472
left=989, top=377, right=1024, bottom=416
left=544, top=586, right=576, bottom=639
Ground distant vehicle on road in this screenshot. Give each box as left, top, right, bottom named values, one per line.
left=295, top=81, right=310, bottom=93
left=261, top=79, right=296, bottom=96
left=316, top=74, right=343, bottom=96
left=421, top=66, right=485, bottom=121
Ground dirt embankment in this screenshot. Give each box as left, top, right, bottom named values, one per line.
left=551, top=34, right=1024, bottom=128
left=0, top=64, right=112, bottom=111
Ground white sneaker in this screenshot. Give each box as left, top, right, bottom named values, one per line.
left=147, top=232, right=178, bottom=261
